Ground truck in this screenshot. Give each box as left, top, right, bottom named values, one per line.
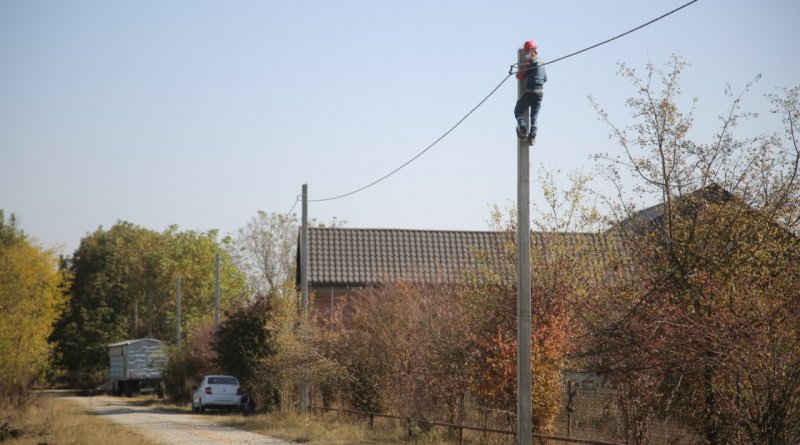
left=108, top=338, right=168, bottom=397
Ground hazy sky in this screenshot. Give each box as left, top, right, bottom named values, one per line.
left=2, top=0, right=798, bottom=255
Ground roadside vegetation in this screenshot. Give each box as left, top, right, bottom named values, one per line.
left=223, top=411, right=414, bottom=445
left=0, top=212, right=67, bottom=408
left=0, top=395, right=157, bottom=445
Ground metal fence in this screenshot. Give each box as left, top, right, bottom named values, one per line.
left=309, top=405, right=625, bottom=445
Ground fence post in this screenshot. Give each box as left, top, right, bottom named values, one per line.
left=566, top=379, right=577, bottom=438
left=369, top=413, right=374, bottom=429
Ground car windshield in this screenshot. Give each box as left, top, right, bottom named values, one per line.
left=208, top=377, right=238, bottom=385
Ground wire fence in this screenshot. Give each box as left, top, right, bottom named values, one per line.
left=309, top=404, right=625, bottom=445
left=554, top=374, right=701, bottom=445
left=303, top=372, right=704, bottom=445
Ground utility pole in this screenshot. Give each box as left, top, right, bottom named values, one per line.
left=176, top=276, right=182, bottom=348
left=301, top=183, right=309, bottom=317
left=214, top=254, right=221, bottom=328
left=516, top=47, right=533, bottom=445
left=134, top=300, right=139, bottom=337
left=147, top=291, right=153, bottom=338
left=299, top=183, right=309, bottom=413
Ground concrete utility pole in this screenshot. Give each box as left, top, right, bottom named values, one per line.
left=176, top=276, right=182, bottom=348
left=301, top=184, right=309, bottom=317
left=299, top=183, right=309, bottom=413
left=516, top=47, right=533, bottom=445
left=134, top=300, right=139, bottom=336
left=147, top=291, right=153, bottom=338
left=214, top=254, right=221, bottom=328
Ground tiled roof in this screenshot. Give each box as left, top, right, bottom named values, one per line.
left=615, top=184, right=736, bottom=233
left=302, top=228, right=624, bottom=287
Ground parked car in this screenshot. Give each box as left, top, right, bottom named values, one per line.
left=192, top=375, right=243, bottom=413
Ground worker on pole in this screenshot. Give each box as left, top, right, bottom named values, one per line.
left=514, top=40, right=547, bottom=143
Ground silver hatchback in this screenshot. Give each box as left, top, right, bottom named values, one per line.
left=192, top=375, right=243, bottom=412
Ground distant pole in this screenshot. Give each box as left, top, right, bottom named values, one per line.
left=214, top=254, right=221, bottom=328
left=300, top=183, right=309, bottom=413
left=301, top=183, right=309, bottom=316
left=176, top=277, right=182, bottom=348
left=134, top=300, right=139, bottom=337
left=147, top=291, right=153, bottom=338
left=516, top=47, right=533, bottom=445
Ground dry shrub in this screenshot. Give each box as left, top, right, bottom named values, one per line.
left=163, top=322, right=220, bottom=403
left=328, top=282, right=470, bottom=424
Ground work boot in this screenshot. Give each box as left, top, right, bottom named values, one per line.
left=516, top=121, right=529, bottom=139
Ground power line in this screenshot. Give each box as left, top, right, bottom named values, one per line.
left=270, top=198, right=299, bottom=243
left=311, top=0, right=701, bottom=203
left=310, top=73, right=512, bottom=202
left=284, top=197, right=299, bottom=221
left=514, top=0, right=700, bottom=72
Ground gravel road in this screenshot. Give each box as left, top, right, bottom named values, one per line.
left=63, top=394, right=297, bottom=445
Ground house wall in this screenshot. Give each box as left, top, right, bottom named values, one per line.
left=310, top=285, right=362, bottom=328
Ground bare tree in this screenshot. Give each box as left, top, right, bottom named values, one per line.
left=585, top=56, right=800, bottom=444
left=229, top=211, right=297, bottom=297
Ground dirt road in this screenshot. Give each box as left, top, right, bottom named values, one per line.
left=63, top=394, right=296, bottom=445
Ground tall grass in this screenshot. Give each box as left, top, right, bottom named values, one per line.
left=0, top=395, right=158, bottom=445
left=221, top=410, right=450, bottom=445
left=220, top=408, right=526, bottom=445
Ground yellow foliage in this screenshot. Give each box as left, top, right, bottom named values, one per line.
left=0, top=236, right=67, bottom=406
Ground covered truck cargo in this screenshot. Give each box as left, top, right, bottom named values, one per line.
left=108, top=338, right=168, bottom=397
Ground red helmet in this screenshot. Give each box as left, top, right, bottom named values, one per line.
left=523, top=40, right=537, bottom=52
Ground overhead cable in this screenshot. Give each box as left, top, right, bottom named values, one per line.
left=310, top=74, right=512, bottom=202
left=511, top=0, right=700, bottom=73
left=311, top=0, right=701, bottom=203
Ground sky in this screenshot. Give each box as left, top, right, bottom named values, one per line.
left=1, top=0, right=799, bottom=256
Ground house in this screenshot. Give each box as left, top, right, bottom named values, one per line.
left=296, top=227, right=624, bottom=321
left=294, top=185, right=766, bottom=320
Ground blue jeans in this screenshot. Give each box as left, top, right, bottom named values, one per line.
left=514, top=90, right=543, bottom=137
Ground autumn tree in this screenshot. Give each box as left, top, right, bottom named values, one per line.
left=50, top=221, right=248, bottom=383
left=585, top=56, right=800, bottom=444
left=154, top=227, right=249, bottom=337
left=0, top=211, right=67, bottom=406
left=302, top=193, right=599, bottom=436
left=50, top=222, right=157, bottom=383
left=463, top=201, right=602, bottom=435
left=326, top=282, right=471, bottom=424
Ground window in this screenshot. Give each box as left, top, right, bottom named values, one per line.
left=208, top=377, right=238, bottom=385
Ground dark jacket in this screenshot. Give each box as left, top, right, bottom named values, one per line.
left=516, top=55, right=547, bottom=90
